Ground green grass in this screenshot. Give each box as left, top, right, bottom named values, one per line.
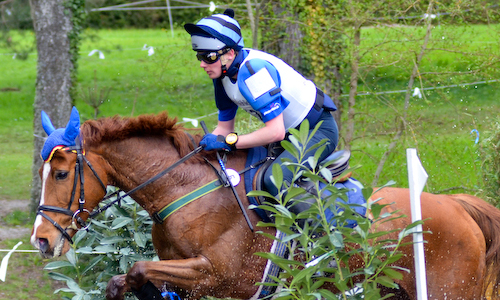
left=0, top=237, right=70, bottom=300
left=3, top=210, right=30, bottom=226
left=1, top=26, right=500, bottom=200
left=349, top=84, right=500, bottom=191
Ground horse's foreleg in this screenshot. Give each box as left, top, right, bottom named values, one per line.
left=105, top=274, right=130, bottom=300
left=125, top=256, right=215, bottom=297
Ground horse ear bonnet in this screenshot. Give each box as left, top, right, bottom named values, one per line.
left=41, top=111, right=56, bottom=135
left=41, top=106, right=81, bottom=161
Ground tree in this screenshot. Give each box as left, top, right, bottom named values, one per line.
left=260, top=0, right=500, bottom=188
left=29, top=0, right=74, bottom=211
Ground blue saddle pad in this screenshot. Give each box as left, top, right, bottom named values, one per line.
left=244, top=146, right=270, bottom=221
left=320, top=178, right=367, bottom=228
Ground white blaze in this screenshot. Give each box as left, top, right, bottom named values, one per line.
left=30, top=162, right=51, bottom=248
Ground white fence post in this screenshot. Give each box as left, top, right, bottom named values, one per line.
left=407, top=148, right=428, bottom=300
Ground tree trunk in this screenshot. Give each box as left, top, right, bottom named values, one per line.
left=29, top=0, right=73, bottom=212
left=260, top=2, right=302, bottom=69
left=344, top=26, right=361, bottom=150
left=245, top=0, right=260, bottom=49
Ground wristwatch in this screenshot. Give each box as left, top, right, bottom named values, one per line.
left=225, top=132, right=238, bottom=150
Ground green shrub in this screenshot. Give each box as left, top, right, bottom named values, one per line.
left=249, top=121, right=420, bottom=299
left=44, top=188, right=156, bottom=300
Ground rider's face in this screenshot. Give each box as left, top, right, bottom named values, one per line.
left=198, top=49, right=236, bottom=80
left=200, top=59, right=223, bottom=79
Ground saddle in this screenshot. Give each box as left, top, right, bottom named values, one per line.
left=245, top=145, right=353, bottom=223
left=253, top=149, right=351, bottom=194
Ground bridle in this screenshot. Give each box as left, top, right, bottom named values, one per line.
left=37, top=139, right=107, bottom=244
left=37, top=136, right=205, bottom=245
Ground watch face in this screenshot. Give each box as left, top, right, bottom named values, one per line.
left=226, top=133, right=238, bottom=145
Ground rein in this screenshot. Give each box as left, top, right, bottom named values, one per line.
left=37, top=137, right=204, bottom=245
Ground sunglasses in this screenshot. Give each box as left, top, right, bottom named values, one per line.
left=196, top=48, right=231, bottom=64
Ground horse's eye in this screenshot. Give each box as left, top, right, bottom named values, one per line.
left=55, top=171, right=69, bottom=181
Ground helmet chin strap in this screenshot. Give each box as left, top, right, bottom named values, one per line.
left=220, top=54, right=229, bottom=78
left=219, top=49, right=243, bottom=80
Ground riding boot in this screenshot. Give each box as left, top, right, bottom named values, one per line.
left=132, top=280, right=164, bottom=300
left=287, top=179, right=320, bottom=228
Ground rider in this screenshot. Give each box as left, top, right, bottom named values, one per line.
left=184, top=9, right=339, bottom=201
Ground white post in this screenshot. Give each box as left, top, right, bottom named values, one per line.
left=165, top=0, right=174, bottom=37
left=407, top=148, right=428, bottom=300
left=0, top=241, right=23, bottom=282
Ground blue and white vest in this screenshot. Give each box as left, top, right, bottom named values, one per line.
left=214, top=49, right=336, bottom=131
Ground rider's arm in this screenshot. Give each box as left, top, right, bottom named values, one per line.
left=212, top=114, right=285, bottom=150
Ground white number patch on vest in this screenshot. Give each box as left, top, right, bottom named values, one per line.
left=244, top=68, right=276, bottom=99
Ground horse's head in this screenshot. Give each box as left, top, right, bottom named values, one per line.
left=31, top=107, right=108, bottom=258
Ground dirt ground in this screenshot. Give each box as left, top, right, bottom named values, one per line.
left=0, top=199, right=32, bottom=241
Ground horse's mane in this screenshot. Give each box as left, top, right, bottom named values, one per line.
left=81, top=112, right=201, bottom=159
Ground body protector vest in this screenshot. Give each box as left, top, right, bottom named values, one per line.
left=214, top=49, right=336, bottom=131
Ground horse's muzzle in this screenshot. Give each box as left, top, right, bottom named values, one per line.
left=33, top=237, right=53, bottom=258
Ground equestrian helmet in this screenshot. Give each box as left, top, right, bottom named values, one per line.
left=184, top=9, right=244, bottom=52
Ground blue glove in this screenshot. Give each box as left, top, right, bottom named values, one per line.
left=200, top=134, right=231, bottom=151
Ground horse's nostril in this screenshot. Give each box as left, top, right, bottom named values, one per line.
left=38, top=238, right=49, bottom=253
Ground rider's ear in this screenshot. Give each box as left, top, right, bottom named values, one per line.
left=228, top=49, right=236, bottom=60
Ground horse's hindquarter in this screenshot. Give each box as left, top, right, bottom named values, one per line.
left=371, top=187, right=486, bottom=299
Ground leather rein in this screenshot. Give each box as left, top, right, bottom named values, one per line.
left=37, top=137, right=204, bottom=245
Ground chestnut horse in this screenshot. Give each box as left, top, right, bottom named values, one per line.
left=31, top=110, right=500, bottom=300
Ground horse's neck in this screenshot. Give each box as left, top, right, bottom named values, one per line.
left=96, top=138, right=197, bottom=211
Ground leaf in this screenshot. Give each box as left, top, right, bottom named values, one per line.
left=134, top=231, right=148, bottom=248
left=384, top=253, right=404, bottom=265
left=76, top=246, right=93, bottom=254
left=66, top=248, right=77, bottom=267
left=44, top=261, right=74, bottom=270
left=48, top=271, right=75, bottom=283
left=82, top=255, right=104, bottom=276
left=362, top=187, right=374, bottom=202
left=284, top=187, right=306, bottom=202
left=271, top=163, right=283, bottom=190
left=298, top=119, right=310, bottom=143
left=73, top=230, right=87, bottom=245
left=320, top=167, right=332, bottom=183
left=375, top=275, right=398, bottom=288
left=288, top=135, right=302, bottom=151
left=94, top=244, right=117, bottom=253
left=111, top=216, right=133, bottom=229
left=280, top=233, right=302, bottom=243
left=119, top=255, right=129, bottom=273
left=275, top=204, right=292, bottom=218
left=281, top=140, right=299, bottom=158
left=382, top=267, right=404, bottom=280
left=100, top=236, right=126, bottom=245
left=247, top=190, right=274, bottom=198
left=307, top=156, right=317, bottom=170
left=329, top=230, right=345, bottom=248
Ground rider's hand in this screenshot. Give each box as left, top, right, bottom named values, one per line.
left=200, top=134, right=231, bottom=151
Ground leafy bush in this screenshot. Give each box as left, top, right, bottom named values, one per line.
left=44, top=187, right=157, bottom=300
left=249, top=121, right=420, bottom=300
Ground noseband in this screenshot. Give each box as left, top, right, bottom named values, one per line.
left=37, top=141, right=106, bottom=244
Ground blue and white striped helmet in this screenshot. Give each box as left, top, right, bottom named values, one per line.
left=184, top=9, right=244, bottom=51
